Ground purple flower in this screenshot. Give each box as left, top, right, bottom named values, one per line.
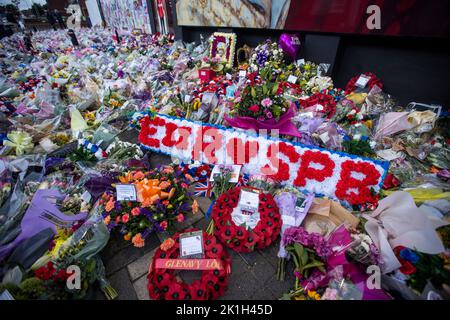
left=265, top=111, right=273, bottom=119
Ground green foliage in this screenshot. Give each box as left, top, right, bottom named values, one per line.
left=408, top=252, right=450, bottom=293
left=68, top=146, right=97, bottom=162
left=343, top=139, right=374, bottom=157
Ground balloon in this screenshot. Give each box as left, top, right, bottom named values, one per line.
left=278, top=33, right=301, bottom=61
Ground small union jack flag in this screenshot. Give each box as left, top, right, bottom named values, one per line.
left=193, top=181, right=214, bottom=198
left=236, top=173, right=250, bottom=187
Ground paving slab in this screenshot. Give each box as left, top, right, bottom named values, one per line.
left=127, top=247, right=157, bottom=281
left=108, top=268, right=138, bottom=300
left=133, top=275, right=150, bottom=300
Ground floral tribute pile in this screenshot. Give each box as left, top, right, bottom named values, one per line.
left=0, top=27, right=448, bottom=301
left=147, top=230, right=230, bottom=300
left=210, top=187, right=282, bottom=252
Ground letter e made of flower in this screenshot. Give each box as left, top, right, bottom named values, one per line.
left=366, top=5, right=381, bottom=30
left=66, top=265, right=81, bottom=290
left=366, top=265, right=381, bottom=290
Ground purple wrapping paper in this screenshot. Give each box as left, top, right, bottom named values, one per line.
left=0, top=189, right=87, bottom=262
left=224, top=104, right=302, bottom=137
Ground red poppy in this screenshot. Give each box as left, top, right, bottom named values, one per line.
left=206, top=243, right=223, bottom=259
left=165, top=283, right=186, bottom=300
left=204, top=236, right=218, bottom=251
left=219, top=224, right=236, bottom=241
left=154, top=272, right=172, bottom=289
left=189, top=281, right=208, bottom=300
left=234, top=228, right=247, bottom=240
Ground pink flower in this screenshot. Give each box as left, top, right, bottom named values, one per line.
left=177, top=214, right=185, bottom=223
left=181, top=182, right=188, bottom=189
left=122, top=214, right=130, bottom=223
left=131, top=207, right=141, bottom=216
left=249, top=104, right=259, bottom=112
left=261, top=98, right=273, bottom=107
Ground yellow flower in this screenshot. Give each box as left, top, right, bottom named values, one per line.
left=124, top=233, right=132, bottom=241
left=4, top=131, right=34, bottom=155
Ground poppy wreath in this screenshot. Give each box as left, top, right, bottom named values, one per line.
left=211, top=186, right=282, bottom=253
left=345, top=72, right=383, bottom=93
left=147, top=229, right=231, bottom=300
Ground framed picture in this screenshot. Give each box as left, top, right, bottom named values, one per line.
left=209, top=32, right=237, bottom=68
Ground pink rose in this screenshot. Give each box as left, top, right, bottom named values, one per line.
left=122, top=214, right=130, bottom=224
left=131, top=207, right=141, bottom=216
left=177, top=214, right=185, bottom=223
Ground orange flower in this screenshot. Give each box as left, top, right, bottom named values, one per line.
left=119, top=172, right=133, bottom=184
left=124, top=233, right=132, bottom=241
left=105, top=198, right=115, bottom=212
left=160, top=238, right=175, bottom=251
left=160, top=221, right=168, bottom=230
left=103, top=216, right=111, bottom=225
left=133, top=171, right=145, bottom=180
left=132, top=233, right=145, bottom=248
left=185, top=174, right=194, bottom=182
left=131, top=207, right=141, bottom=216
left=159, top=181, right=171, bottom=190
left=141, top=198, right=152, bottom=207
left=192, top=200, right=199, bottom=214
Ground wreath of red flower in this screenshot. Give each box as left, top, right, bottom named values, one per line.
left=298, top=92, right=337, bottom=119
left=147, top=230, right=231, bottom=300
left=345, top=72, right=383, bottom=94
left=211, top=187, right=282, bottom=253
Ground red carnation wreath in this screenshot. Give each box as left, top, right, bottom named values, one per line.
left=345, top=72, right=383, bottom=93
left=298, top=92, right=337, bottom=119
left=210, top=187, right=281, bottom=253
left=147, top=229, right=231, bottom=300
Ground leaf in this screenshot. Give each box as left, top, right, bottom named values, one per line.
left=251, top=87, right=256, bottom=98
left=262, top=84, right=268, bottom=95
left=271, top=83, right=279, bottom=95
left=302, top=261, right=325, bottom=270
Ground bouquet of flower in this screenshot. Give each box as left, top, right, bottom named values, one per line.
left=249, top=40, right=286, bottom=75
left=105, top=139, right=144, bottom=161
left=232, top=82, right=289, bottom=121
left=393, top=245, right=450, bottom=295
left=102, top=165, right=193, bottom=244
left=103, top=89, right=126, bottom=109
left=281, top=227, right=333, bottom=291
